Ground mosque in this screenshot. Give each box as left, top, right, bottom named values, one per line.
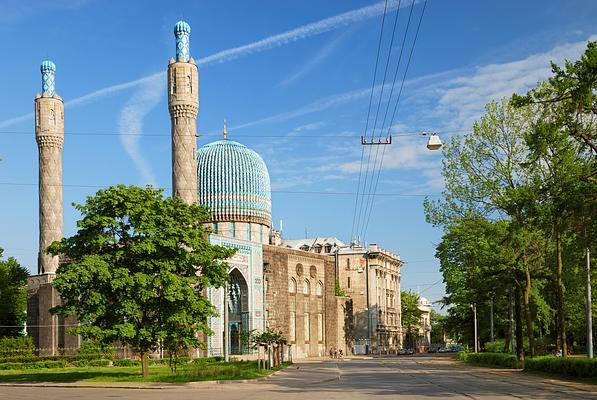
left=27, top=21, right=407, bottom=358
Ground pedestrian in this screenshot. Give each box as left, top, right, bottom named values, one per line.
left=333, top=348, right=337, bottom=359
left=329, top=347, right=333, bottom=358
left=338, top=349, right=343, bottom=359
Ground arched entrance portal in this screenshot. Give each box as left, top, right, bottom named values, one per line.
left=228, top=269, right=249, bottom=354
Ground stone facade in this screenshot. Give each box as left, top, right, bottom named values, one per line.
left=27, top=274, right=79, bottom=355
left=336, top=243, right=403, bottom=354
left=262, top=245, right=350, bottom=358
left=168, top=57, right=199, bottom=205
left=35, top=91, right=63, bottom=274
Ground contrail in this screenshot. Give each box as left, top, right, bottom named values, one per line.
left=0, top=0, right=410, bottom=128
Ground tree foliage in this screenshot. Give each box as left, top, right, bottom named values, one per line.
left=48, top=185, right=235, bottom=377
left=426, top=41, right=597, bottom=359
left=0, top=248, right=29, bottom=338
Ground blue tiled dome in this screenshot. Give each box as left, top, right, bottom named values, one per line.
left=174, top=20, right=191, bottom=35
left=40, top=60, right=56, bottom=72
left=197, top=140, right=271, bottom=227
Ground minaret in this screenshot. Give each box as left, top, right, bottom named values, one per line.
left=168, top=20, right=199, bottom=204
left=35, top=60, right=64, bottom=274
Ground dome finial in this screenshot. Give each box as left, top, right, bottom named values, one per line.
left=174, top=20, right=191, bottom=62
left=40, top=60, right=56, bottom=97
left=223, top=119, right=228, bottom=140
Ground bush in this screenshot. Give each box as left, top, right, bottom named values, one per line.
left=0, top=360, right=68, bottom=370
left=484, top=341, right=506, bottom=353
left=524, top=356, right=597, bottom=378
left=113, top=359, right=140, bottom=367
left=78, top=340, right=113, bottom=359
left=0, top=336, right=35, bottom=357
left=458, top=351, right=521, bottom=368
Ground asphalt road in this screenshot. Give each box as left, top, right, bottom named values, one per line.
left=2, top=356, right=596, bottom=399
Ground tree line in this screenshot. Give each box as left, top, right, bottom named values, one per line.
left=424, top=41, right=596, bottom=360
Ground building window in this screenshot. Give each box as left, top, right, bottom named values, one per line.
left=324, top=244, right=332, bottom=253
left=346, top=259, right=350, bottom=270
left=304, top=279, right=310, bottom=295
left=300, top=245, right=309, bottom=251
left=304, top=313, right=310, bottom=342
left=260, top=224, right=263, bottom=243
left=290, top=311, right=296, bottom=342
left=316, top=281, right=323, bottom=296
left=347, top=276, right=351, bottom=289
left=314, top=245, right=322, bottom=254
left=289, top=278, right=296, bottom=293
left=317, top=313, right=323, bottom=341
left=247, top=223, right=251, bottom=241
left=230, top=222, right=235, bottom=238
left=212, top=222, right=218, bottom=234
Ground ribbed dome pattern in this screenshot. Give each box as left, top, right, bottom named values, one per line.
left=197, top=140, right=271, bottom=227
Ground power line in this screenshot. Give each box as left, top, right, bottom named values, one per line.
left=351, top=0, right=389, bottom=244
left=0, top=181, right=442, bottom=197
left=359, top=0, right=416, bottom=242
left=361, top=0, right=428, bottom=241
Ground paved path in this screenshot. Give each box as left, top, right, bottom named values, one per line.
left=1, top=356, right=596, bottom=399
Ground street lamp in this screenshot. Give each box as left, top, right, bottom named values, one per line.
left=425, top=132, right=442, bottom=150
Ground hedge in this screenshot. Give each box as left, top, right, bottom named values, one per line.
left=0, top=337, right=35, bottom=357
left=524, top=356, right=597, bottom=378
left=458, top=351, right=522, bottom=369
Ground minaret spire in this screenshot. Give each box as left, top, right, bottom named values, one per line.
left=35, top=60, right=64, bottom=274
left=168, top=20, right=199, bottom=204
left=223, top=119, right=228, bottom=140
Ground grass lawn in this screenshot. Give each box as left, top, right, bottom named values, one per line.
left=0, top=360, right=290, bottom=383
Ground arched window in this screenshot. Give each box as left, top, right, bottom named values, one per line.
left=289, top=278, right=297, bottom=293
left=304, top=279, right=310, bottom=295
left=316, top=281, right=323, bottom=296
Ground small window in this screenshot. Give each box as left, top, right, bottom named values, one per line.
left=289, top=278, right=297, bottom=293
left=247, top=224, right=251, bottom=241
left=304, top=279, right=310, bottom=295
left=347, top=276, right=351, bottom=289
left=316, top=281, right=323, bottom=296
left=230, top=222, right=236, bottom=238
left=324, top=244, right=332, bottom=253
left=212, top=222, right=218, bottom=234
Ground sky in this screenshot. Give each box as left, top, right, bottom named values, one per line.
left=1, top=0, right=596, bottom=311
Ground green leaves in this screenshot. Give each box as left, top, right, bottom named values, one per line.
left=49, top=185, right=236, bottom=370
left=0, top=248, right=29, bottom=338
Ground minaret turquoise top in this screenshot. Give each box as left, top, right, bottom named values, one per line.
left=40, top=60, right=56, bottom=97
left=174, top=20, right=191, bottom=62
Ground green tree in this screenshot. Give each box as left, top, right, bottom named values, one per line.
left=512, top=41, right=597, bottom=356
left=430, top=309, right=448, bottom=345
left=0, top=248, right=29, bottom=337
left=48, top=185, right=235, bottom=377
left=401, top=290, right=423, bottom=349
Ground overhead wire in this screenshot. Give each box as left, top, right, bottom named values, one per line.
left=359, top=0, right=415, bottom=241
left=350, top=0, right=389, bottom=244
left=361, top=0, right=428, bottom=241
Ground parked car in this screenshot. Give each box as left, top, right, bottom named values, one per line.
left=450, top=345, right=465, bottom=352
left=398, top=348, right=415, bottom=355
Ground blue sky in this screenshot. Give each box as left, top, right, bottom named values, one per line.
left=1, top=0, right=596, bottom=309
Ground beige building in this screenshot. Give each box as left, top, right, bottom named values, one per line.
left=417, top=297, right=432, bottom=351
left=280, top=237, right=404, bottom=354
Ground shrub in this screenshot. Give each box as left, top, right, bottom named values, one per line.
left=458, top=351, right=521, bottom=368
left=0, top=336, right=35, bottom=357
left=524, top=356, right=597, bottom=378
left=78, top=340, right=113, bottom=359
left=484, top=341, right=505, bottom=353
left=113, top=359, right=140, bottom=367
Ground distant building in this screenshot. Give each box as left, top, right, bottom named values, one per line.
left=417, top=297, right=432, bottom=351
left=278, top=238, right=404, bottom=354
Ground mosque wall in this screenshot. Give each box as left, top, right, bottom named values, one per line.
left=262, top=245, right=349, bottom=358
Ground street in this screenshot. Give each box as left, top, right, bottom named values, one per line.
left=1, top=356, right=596, bottom=399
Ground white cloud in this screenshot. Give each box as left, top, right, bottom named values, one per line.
left=117, top=74, right=165, bottom=185
left=277, top=29, right=352, bottom=87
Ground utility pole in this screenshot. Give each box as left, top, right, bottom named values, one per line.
left=509, top=288, right=515, bottom=354
left=587, top=247, right=593, bottom=359
left=490, top=298, right=494, bottom=342
left=473, top=303, right=478, bottom=353
left=223, top=284, right=229, bottom=362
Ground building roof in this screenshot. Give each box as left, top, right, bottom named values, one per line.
left=280, top=237, right=346, bottom=253
left=197, top=139, right=272, bottom=227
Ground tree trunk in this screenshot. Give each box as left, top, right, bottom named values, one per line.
left=141, top=351, right=149, bottom=378
left=514, top=283, right=525, bottom=362
left=555, top=225, right=567, bottom=357
left=523, top=264, right=535, bottom=357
